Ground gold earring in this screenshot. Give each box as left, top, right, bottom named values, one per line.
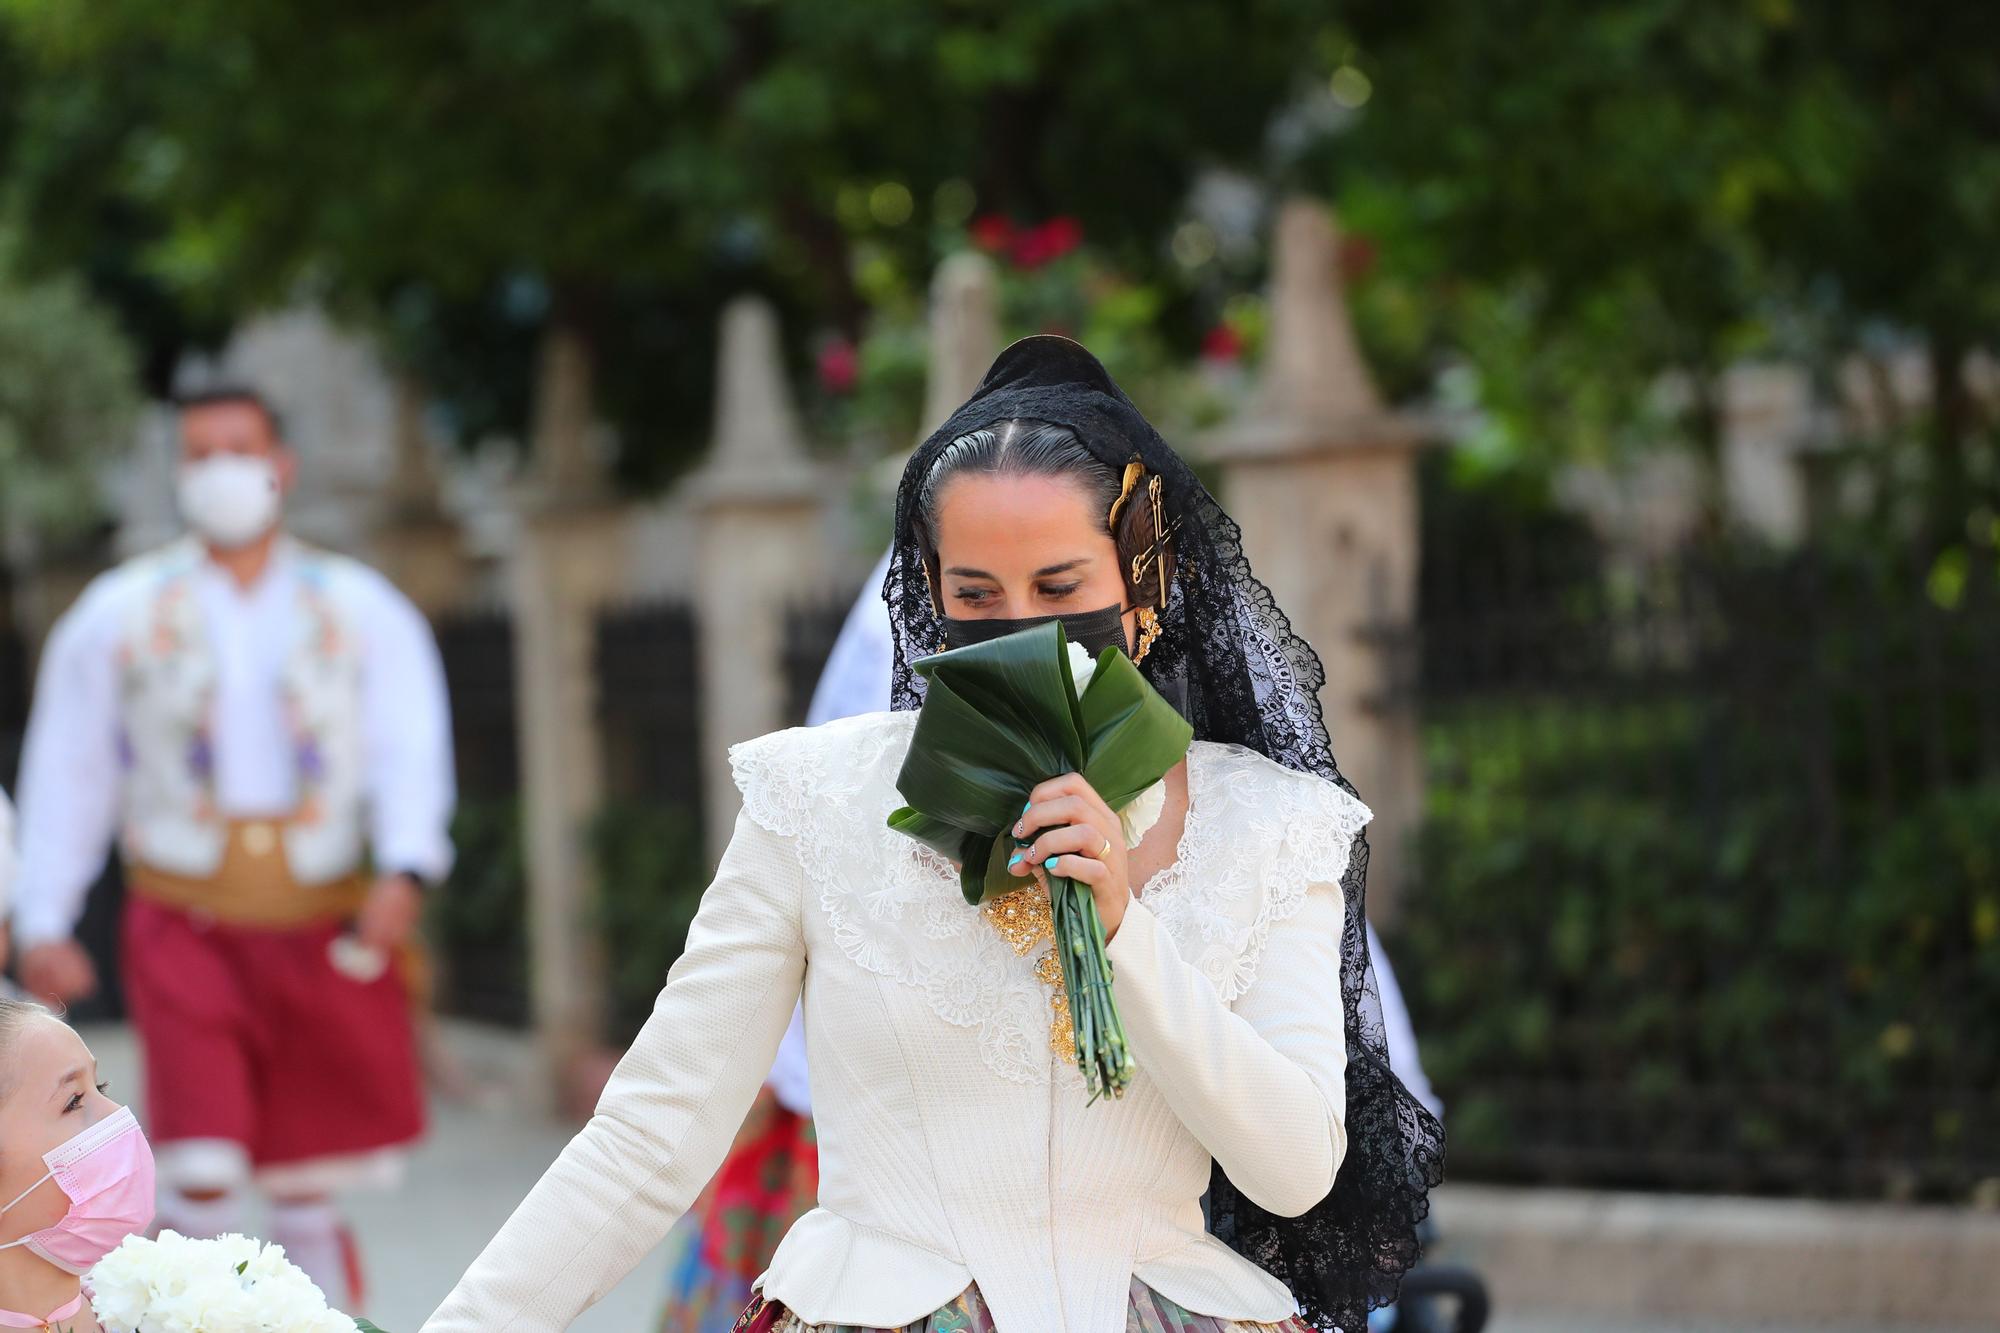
left=1133, top=606, right=1162, bottom=664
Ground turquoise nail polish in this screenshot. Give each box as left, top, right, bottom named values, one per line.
left=1007, top=851, right=1023, bottom=867
left=1023, top=800, right=1033, bottom=812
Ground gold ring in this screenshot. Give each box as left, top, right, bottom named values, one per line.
left=1097, top=835, right=1113, bottom=859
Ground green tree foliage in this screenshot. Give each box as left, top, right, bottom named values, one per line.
left=0, top=235, right=139, bottom=537
left=0, top=0, right=1339, bottom=484
left=1323, top=1, right=2000, bottom=538
left=1402, top=577, right=2000, bottom=1198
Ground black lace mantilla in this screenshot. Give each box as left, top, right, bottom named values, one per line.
left=884, top=336, right=1446, bottom=1331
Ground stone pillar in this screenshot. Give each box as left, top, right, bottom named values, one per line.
left=511, top=327, right=628, bottom=1063
left=1203, top=199, right=1431, bottom=925
left=369, top=375, right=474, bottom=615
left=692, top=298, right=825, bottom=862
left=921, top=252, right=1002, bottom=436
left=1720, top=363, right=1814, bottom=547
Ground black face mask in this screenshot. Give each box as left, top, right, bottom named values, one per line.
left=941, top=603, right=1131, bottom=659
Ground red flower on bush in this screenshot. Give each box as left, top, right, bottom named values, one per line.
left=969, top=215, right=1015, bottom=254
left=1339, top=232, right=1379, bottom=281
left=1012, top=216, right=1084, bottom=269
left=1201, top=323, right=1245, bottom=364
left=817, top=338, right=859, bottom=395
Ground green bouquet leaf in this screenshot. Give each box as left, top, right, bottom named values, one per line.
left=886, top=620, right=1194, bottom=1100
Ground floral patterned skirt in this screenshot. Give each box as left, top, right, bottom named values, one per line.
left=730, top=1279, right=1312, bottom=1332
left=658, top=1089, right=820, bottom=1333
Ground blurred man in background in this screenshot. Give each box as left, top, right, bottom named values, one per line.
left=9, top=387, right=455, bottom=1309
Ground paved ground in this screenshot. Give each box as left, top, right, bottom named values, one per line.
left=83, top=1021, right=1977, bottom=1333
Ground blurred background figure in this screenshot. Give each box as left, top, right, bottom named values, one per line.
left=7, top=388, right=455, bottom=1310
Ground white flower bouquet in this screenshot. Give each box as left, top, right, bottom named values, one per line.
left=90, top=1232, right=373, bottom=1333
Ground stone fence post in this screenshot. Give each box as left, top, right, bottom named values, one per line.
left=1203, top=199, right=1432, bottom=925
left=920, top=252, right=1002, bottom=437
left=370, top=374, right=474, bottom=616
left=691, top=298, right=827, bottom=863
left=511, top=326, right=629, bottom=1066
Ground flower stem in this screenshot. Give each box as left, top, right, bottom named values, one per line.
left=1050, top=874, right=1131, bottom=1101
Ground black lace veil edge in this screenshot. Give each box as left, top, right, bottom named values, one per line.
left=885, top=337, right=1446, bottom=1332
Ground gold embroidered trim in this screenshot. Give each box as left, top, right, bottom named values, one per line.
left=983, top=881, right=1075, bottom=1057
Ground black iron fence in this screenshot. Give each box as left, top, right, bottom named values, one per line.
left=596, top=602, right=705, bottom=813
left=0, top=626, right=25, bottom=792
left=591, top=600, right=707, bottom=1042
left=1390, top=527, right=2000, bottom=1200
left=424, top=592, right=861, bottom=1039
left=782, top=590, right=863, bottom=725
left=431, top=607, right=528, bottom=1027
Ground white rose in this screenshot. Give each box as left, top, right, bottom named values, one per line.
left=90, top=1233, right=352, bottom=1333
left=88, top=1237, right=159, bottom=1332
left=243, top=1241, right=296, bottom=1278
left=308, top=1307, right=361, bottom=1333
left=1065, top=640, right=1098, bottom=695
left=99, top=1241, right=158, bottom=1329
left=209, top=1233, right=262, bottom=1270
left=1063, top=640, right=1169, bottom=846
left=239, top=1241, right=341, bottom=1331
left=1119, top=778, right=1168, bottom=848
left=146, top=1280, right=221, bottom=1333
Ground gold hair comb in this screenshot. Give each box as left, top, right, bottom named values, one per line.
left=1106, top=460, right=1147, bottom=532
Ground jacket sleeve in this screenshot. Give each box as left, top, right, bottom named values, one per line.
left=357, top=571, right=456, bottom=884
left=423, top=807, right=807, bottom=1333
left=11, top=580, right=126, bottom=946
left=1106, top=882, right=1348, bottom=1218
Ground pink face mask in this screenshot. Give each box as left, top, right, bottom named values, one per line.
left=0, top=1106, right=157, bottom=1274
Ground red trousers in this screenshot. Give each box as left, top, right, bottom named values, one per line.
left=121, top=896, right=425, bottom=1170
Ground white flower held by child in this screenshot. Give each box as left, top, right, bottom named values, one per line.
left=90, top=1231, right=362, bottom=1333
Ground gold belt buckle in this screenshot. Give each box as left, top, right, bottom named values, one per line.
left=241, top=822, right=279, bottom=857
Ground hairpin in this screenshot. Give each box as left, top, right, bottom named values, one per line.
left=1106, top=460, right=1147, bottom=532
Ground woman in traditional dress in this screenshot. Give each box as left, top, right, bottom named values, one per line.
left=425, top=337, right=1443, bottom=1333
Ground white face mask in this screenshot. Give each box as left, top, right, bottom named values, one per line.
left=176, top=455, right=283, bottom=549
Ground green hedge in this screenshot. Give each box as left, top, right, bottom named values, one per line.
left=428, top=798, right=531, bottom=1027
left=426, top=797, right=709, bottom=1038
left=1396, top=695, right=2000, bottom=1198
left=590, top=800, right=709, bottom=1044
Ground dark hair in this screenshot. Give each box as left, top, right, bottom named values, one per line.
left=914, top=418, right=1174, bottom=611
left=173, top=386, right=287, bottom=442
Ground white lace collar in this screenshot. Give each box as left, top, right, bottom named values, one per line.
left=731, top=711, right=1371, bottom=1085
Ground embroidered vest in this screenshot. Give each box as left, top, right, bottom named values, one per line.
left=113, top=539, right=369, bottom=885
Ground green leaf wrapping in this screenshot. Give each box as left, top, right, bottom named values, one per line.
left=884, top=620, right=1193, bottom=1101
left=887, top=620, right=1192, bottom=905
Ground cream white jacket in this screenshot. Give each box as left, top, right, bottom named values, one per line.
left=424, top=711, right=1369, bottom=1333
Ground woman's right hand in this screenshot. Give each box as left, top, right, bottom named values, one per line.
left=1012, top=772, right=1134, bottom=940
